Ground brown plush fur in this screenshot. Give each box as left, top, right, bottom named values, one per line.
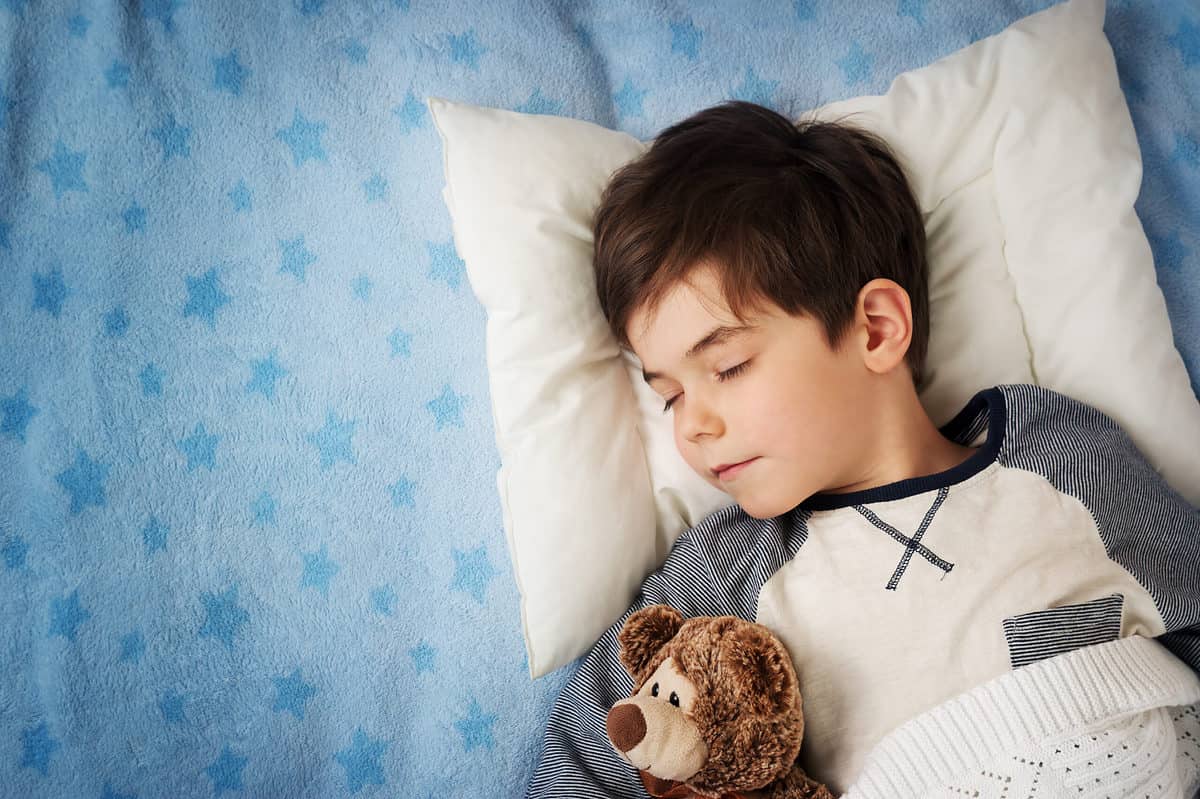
left=614, top=605, right=834, bottom=799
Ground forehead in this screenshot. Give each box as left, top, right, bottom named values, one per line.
left=626, top=267, right=740, bottom=356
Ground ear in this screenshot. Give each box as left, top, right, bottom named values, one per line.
left=617, top=604, right=684, bottom=679
left=723, top=624, right=799, bottom=717
left=854, top=278, right=912, bottom=376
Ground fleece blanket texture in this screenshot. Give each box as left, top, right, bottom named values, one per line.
left=1, top=1, right=1197, bottom=796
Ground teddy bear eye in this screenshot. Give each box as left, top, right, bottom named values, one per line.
left=651, top=683, right=659, bottom=697
left=669, top=692, right=680, bottom=707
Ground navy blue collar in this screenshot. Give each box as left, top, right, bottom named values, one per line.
left=798, top=387, right=1006, bottom=512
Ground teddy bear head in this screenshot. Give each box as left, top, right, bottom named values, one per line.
left=605, top=604, right=806, bottom=798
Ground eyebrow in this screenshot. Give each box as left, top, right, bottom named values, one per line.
left=641, top=324, right=755, bottom=383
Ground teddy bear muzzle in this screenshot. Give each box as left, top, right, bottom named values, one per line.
left=605, top=697, right=708, bottom=782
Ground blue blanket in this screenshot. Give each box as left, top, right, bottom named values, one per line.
left=1, top=1, right=1196, bottom=796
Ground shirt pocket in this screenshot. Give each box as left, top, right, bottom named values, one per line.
left=1002, top=593, right=1125, bottom=669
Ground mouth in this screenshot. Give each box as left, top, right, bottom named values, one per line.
left=712, top=457, right=759, bottom=481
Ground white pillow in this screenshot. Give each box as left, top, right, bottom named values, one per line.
left=429, top=0, right=1200, bottom=679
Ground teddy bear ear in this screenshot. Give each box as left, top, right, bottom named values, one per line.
left=617, top=604, right=684, bottom=678
left=723, top=624, right=800, bottom=717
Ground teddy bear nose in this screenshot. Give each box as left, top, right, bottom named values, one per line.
left=606, top=702, right=646, bottom=753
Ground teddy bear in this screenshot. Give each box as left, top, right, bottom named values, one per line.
left=605, top=604, right=834, bottom=799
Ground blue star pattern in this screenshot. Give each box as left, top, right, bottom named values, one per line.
left=451, top=545, right=495, bottom=605
left=300, top=545, right=339, bottom=595
left=213, top=50, right=248, bottom=95
left=3, top=534, right=29, bottom=569
left=732, top=66, right=779, bottom=107
left=272, top=668, right=317, bottom=719
left=105, top=60, right=130, bottom=88
left=276, top=108, right=328, bottom=166
left=251, top=491, right=277, bottom=526
left=0, top=218, right=10, bottom=248
left=362, top=173, right=387, bottom=201
left=670, top=19, right=702, bottom=60
left=352, top=274, right=372, bottom=300
left=183, top=268, right=231, bottom=327
left=141, top=0, right=183, bottom=32
left=205, top=746, right=248, bottom=796
left=447, top=29, right=486, bottom=69
left=246, top=351, right=288, bottom=399
left=344, top=39, right=368, bottom=64
left=20, top=722, right=60, bottom=776
left=35, top=140, right=87, bottom=198
left=160, top=691, right=187, bottom=724
left=1, top=386, right=38, bottom=442
left=426, top=239, right=465, bottom=288
left=49, top=589, right=91, bottom=641
left=426, top=383, right=468, bottom=429
left=838, top=41, right=875, bottom=86
left=120, top=630, right=146, bottom=663
left=140, top=363, right=165, bottom=396
left=104, top=306, right=130, bottom=337
left=392, top=90, right=426, bottom=133
left=229, top=179, right=252, bottom=212
left=614, top=77, right=648, bottom=118
left=32, top=266, right=68, bottom=317
left=307, top=410, right=356, bottom=469
left=899, top=0, right=927, bottom=25
left=143, top=515, right=169, bottom=556
left=151, top=114, right=192, bottom=160
left=388, top=475, right=415, bottom=507
left=1173, top=132, right=1199, bottom=169
left=794, top=0, right=816, bottom=21
left=178, top=422, right=219, bottom=471
left=515, top=88, right=563, bottom=115
left=388, top=327, right=411, bottom=357
left=455, top=698, right=497, bottom=751
left=371, top=585, right=396, bottom=615
left=1170, top=18, right=1200, bottom=68
left=279, top=236, right=317, bottom=282
left=334, top=728, right=388, bottom=794
left=123, top=202, right=147, bottom=233
left=1148, top=228, right=1190, bottom=273
left=410, top=641, right=436, bottom=673
left=56, top=448, right=109, bottom=514
left=100, top=784, right=136, bottom=799
left=199, top=586, right=250, bottom=649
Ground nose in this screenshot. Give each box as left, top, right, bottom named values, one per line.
left=606, top=702, right=646, bottom=753
left=678, top=393, right=723, bottom=443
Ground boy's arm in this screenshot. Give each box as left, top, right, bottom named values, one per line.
left=524, top=521, right=753, bottom=798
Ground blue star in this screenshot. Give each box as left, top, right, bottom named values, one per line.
left=1170, top=18, right=1200, bottom=68
left=49, top=588, right=91, bottom=641
left=279, top=235, right=317, bottom=282
left=515, top=88, right=563, bottom=116
left=151, top=113, right=191, bottom=160
left=251, top=491, right=277, bottom=526
left=247, top=351, right=287, bottom=399
left=120, top=630, right=145, bottom=663
left=33, top=266, right=68, bottom=317
left=371, top=585, right=396, bottom=615
left=447, top=29, right=486, bottom=70
left=573, top=22, right=592, bottom=48
left=140, top=362, right=164, bottom=396
left=0, top=89, right=10, bottom=131
left=1147, top=228, right=1189, bottom=273
left=143, top=515, right=169, bottom=556
left=273, top=668, right=317, bottom=719
left=363, top=173, right=387, bottom=202
left=301, top=545, right=339, bottom=595
left=344, top=38, right=367, bottom=64
left=410, top=641, right=436, bottom=673
left=160, top=691, right=187, bottom=723
left=205, top=746, right=248, bottom=796
left=1172, top=132, right=1199, bottom=169
left=388, top=475, right=415, bottom=508
left=898, top=0, right=926, bottom=24
left=454, top=698, right=497, bottom=752
left=308, top=410, right=357, bottom=470
left=178, top=422, right=219, bottom=471
left=20, top=722, right=59, bottom=776
left=229, top=179, right=252, bottom=212
left=104, top=306, right=130, bottom=337
left=427, top=384, right=468, bottom=430
left=393, top=0, right=409, bottom=9
left=2, top=386, right=39, bottom=442
left=0, top=218, right=9, bottom=248
left=614, top=77, right=648, bottom=119
left=334, top=728, right=388, bottom=794
left=199, top=586, right=250, bottom=649
left=100, top=783, right=136, bottom=799
left=670, top=19, right=701, bottom=60
left=297, top=0, right=325, bottom=15
left=213, top=50, right=248, bottom=96
left=838, top=41, right=875, bottom=87
left=105, top=60, right=130, bottom=88
left=426, top=240, right=465, bottom=289
left=3, top=534, right=29, bottom=569
left=56, top=448, right=109, bottom=514
left=451, top=545, right=495, bottom=605
left=392, top=90, right=426, bottom=133
left=183, top=267, right=231, bottom=327
left=732, top=66, right=779, bottom=108
left=276, top=108, right=328, bottom=166
left=2, top=0, right=29, bottom=15
left=794, top=0, right=816, bottom=20
left=68, top=13, right=90, bottom=37
left=142, top=0, right=183, bottom=32
left=123, top=201, right=146, bottom=233
left=388, top=327, right=411, bottom=357
left=35, top=140, right=87, bottom=198
left=353, top=274, right=372, bottom=300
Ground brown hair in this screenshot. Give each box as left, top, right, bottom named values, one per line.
left=592, top=100, right=930, bottom=386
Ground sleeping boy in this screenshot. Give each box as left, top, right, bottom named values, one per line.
left=524, top=100, right=1200, bottom=795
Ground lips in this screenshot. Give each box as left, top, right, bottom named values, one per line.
left=712, top=457, right=758, bottom=480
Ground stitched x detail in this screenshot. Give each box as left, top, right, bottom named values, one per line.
left=853, top=486, right=953, bottom=591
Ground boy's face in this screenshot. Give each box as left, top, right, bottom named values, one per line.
left=627, top=264, right=876, bottom=519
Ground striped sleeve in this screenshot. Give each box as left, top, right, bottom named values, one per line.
left=524, top=505, right=806, bottom=798
left=997, top=384, right=1200, bottom=674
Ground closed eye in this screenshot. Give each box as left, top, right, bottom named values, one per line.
left=661, top=360, right=751, bottom=413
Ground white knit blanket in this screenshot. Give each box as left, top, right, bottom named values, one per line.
left=843, top=635, right=1200, bottom=799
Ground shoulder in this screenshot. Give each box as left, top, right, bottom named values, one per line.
left=993, top=383, right=1131, bottom=461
